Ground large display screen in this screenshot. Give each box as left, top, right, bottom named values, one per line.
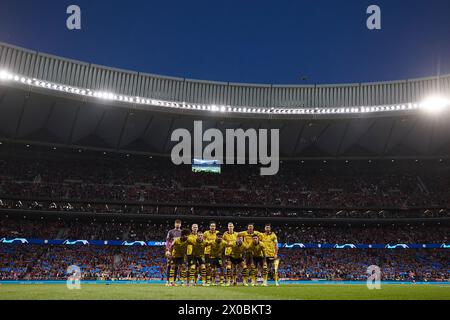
left=192, top=159, right=221, bottom=174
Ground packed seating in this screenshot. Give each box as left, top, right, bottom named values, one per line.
left=0, top=245, right=447, bottom=282
left=0, top=218, right=448, bottom=244
left=0, top=198, right=448, bottom=219
left=0, top=147, right=450, bottom=210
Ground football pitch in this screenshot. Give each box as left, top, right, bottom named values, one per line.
left=0, top=284, right=449, bottom=300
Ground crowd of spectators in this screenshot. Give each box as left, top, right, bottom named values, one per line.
left=0, top=245, right=447, bottom=282
left=1, top=218, right=448, bottom=244
left=279, top=249, right=449, bottom=281
left=0, top=149, right=450, bottom=211
left=1, top=199, right=448, bottom=219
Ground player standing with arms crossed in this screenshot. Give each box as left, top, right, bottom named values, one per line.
left=207, top=232, right=227, bottom=286
left=259, top=223, right=280, bottom=286
left=248, top=234, right=268, bottom=286
left=227, top=236, right=250, bottom=286
left=187, top=231, right=208, bottom=286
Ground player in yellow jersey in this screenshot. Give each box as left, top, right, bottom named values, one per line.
left=203, top=221, right=219, bottom=284
left=187, top=224, right=199, bottom=255
left=238, top=223, right=262, bottom=269
left=187, top=231, right=208, bottom=286
left=260, top=223, right=280, bottom=286
left=238, top=223, right=262, bottom=246
left=169, top=229, right=190, bottom=286
left=186, top=224, right=199, bottom=285
left=207, top=233, right=227, bottom=286
left=227, top=236, right=250, bottom=286
left=248, top=234, right=268, bottom=286
left=223, top=222, right=238, bottom=286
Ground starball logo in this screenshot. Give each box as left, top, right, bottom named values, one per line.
left=171, top=121, right=280, bottom=176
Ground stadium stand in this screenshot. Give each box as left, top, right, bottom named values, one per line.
left=0, top=245, right=447, bottom=282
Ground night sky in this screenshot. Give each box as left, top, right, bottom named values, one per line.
left=0, top=0, right=449, bottom=84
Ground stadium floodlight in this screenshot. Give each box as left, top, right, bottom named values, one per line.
left=95, top=92, right=115, bottom=100
left=420, top=95, right=450, bottom=114
left=0, top=70, right=9, bottom=80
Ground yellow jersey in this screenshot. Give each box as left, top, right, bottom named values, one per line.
left=229, top=242, right=249, bottom=259
left=248, top=242, right=266, bottom=258
left=186, top=233, right=198, bottom=256
left=208, top=240, right=226, bottom=259
left=188, top=238, right=208, bottom=258
left=259, top=232, right=278, bottom=258
left=203, top=230, right=219, bottom=255
left=171, top=237, right=189, bottom=258
left=238, top=230, right=261, bottom=248
left=223, top=231, right=238, bottom=256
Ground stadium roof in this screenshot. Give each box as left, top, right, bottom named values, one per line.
left=0, top=41, right=450, bottom=159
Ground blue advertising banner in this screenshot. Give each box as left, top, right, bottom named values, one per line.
left=0, top=238, right=448, bottom=249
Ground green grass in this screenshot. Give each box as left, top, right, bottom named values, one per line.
left=0, top=284, right=449, bottom=300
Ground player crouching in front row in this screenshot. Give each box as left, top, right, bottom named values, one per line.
left=207, top=233, right=227, bottom=286
left=187, top=231, right=208, bottom=286
left=226, top=236, right=249, bottom=286
left=168, top=229, right=190, bottom=286
left=248, top=234, right=269, bottom=287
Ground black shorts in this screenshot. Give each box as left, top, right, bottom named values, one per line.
left=252, top=257, right=266, bottom=267
left=244, top=251, right=253, bottom=264
left=171, top=257, right=186, bottom=266
left=189, top=256, right=206, bottom=266
left=230, top=257, right=244, bottom=265
left=266, top=257, right=276, bottom=268
left=209, top=258, right=223, bottom=268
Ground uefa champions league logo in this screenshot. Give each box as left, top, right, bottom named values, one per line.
left=385, top=244, right=409, bottom=249
left=283, top=243, right=306, bottom=249
left=0, top=238, right=29, bottom=244
left=122, top=241, right=147, bottom=246
left=63, top=240, right=90, bottom=245
left=334, top=244, right=357, bottom=249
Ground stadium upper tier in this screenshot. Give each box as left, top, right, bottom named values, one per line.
left=0, top=42, right=449, bottom=118
left=1, top=41, right=450, bottom=159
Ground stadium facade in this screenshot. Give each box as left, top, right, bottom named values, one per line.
left=0, top=41, right=450, bottom=159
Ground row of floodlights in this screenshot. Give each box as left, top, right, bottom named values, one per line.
left=1, top=69, right=448, bottom=115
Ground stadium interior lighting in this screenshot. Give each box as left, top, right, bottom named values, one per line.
left=0, top=70, right=12, bottom=80
left=0, top=70, right=434, bottom=117
left=420, top=95, right=450, bottom=114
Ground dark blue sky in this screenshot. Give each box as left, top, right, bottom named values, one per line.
left=0, top=0, right=449, bottom=84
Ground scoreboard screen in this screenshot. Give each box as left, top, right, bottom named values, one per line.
left=192, top=159, right=221, bottom=174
